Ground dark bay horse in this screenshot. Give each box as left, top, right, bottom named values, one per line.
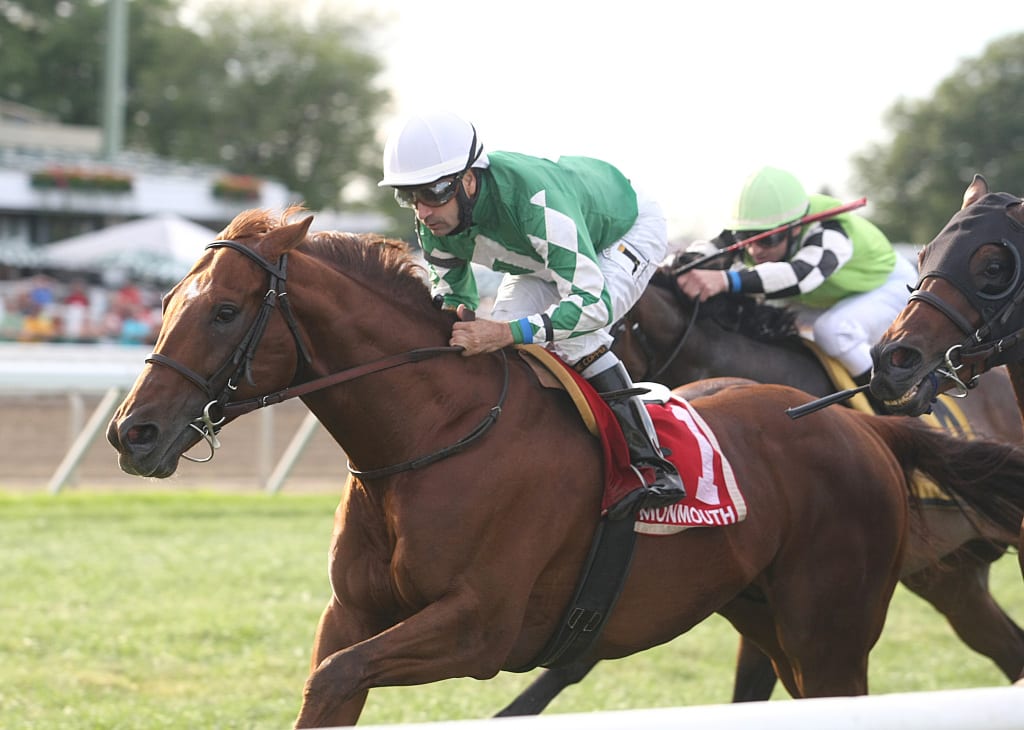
left=871, top=175, right=1024, bottom=420
left=598, top=272, right=1024, bottom=701
left=106, top=208, right=1024, bottom=727
left=870, top=174, right=1024, bottom=662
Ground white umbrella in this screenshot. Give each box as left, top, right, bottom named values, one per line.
left=0, top=240, right=51, bottom=268
left=42, top=214, right=219, bottom=282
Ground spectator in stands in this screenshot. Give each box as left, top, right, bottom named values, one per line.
left=28, top=274, right=56, bottom=312
left=60, top=278, right=94, bottom=342
left=0, top=292, right=23, bottom=340
left=18, top=297, right=57, bottom=342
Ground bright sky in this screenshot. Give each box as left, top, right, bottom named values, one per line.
left=325, top=0, right=1020, bottom=241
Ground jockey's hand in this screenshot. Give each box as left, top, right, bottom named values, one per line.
left=450, top=305, right=513, bottom=356
left=676, top=269, right=729, bottom=301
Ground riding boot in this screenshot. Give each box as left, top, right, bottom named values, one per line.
left=587, top=362, right=687, bottom=519
left=853, top=369, right=888, bottom=414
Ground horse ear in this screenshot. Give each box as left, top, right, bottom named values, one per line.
left=258, top=215, right=314, bottom=259
left=962, top=174, right=989, bottom=209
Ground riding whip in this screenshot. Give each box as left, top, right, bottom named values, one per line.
left=785, top=384, right=870, bottom=419
left=673, top=197, right=869, bottom=275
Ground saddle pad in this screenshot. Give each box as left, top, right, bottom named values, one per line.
left=515, top=345, right=747, bottom=535
left=634, top=395, right=747, bottom=535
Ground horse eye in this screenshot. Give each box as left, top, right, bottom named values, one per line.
left=214, top=304, right=239, bottom=323
left=980, top=260, right=1014, bottom=294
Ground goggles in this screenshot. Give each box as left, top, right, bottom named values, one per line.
left=394, top=174, right=463, bottom=209
left=735, top=229, right=788, bottom=249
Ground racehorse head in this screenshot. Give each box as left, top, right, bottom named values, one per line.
left=871, top=175, right=1024, bottom=415
left=106, top=205, right=438, bottom=478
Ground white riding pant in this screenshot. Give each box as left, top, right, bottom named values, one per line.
left=796, top=254, right=918, bottom=376
left=490, top=189, right=668, bottom=367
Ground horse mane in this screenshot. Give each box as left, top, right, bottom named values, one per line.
left=222, top=207, right=437, bottom=318
left=649, top=267, right=800, bottom=343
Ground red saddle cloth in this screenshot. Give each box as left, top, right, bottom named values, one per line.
left=557, top=359, right=747, bottom=536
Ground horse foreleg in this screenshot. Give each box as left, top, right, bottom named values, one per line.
left=494, top=658, right=599, bottom=717
left=732, top=637, right=778, bottom=702
left=903, top=554, right=1024, bottom=681
left=298, top=597, right=370, bottom=727
left=295, top=594, right=515, bottom=729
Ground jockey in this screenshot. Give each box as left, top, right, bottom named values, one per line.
left=676, top=165, right=917, bottom=387
left=379, top=110, right=685, bottom=518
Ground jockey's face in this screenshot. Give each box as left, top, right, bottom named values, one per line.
left=410, top=170, right=478, bottom=237
left=740, top=228, right=795, bottom=264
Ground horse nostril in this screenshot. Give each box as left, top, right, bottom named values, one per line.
left=887, top=346, right=921, bottom=370
left=124, top=423, right=159, bottom=448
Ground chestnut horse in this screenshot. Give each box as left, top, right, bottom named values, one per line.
left=497, top=272, right=1024, bottom=715
left=107, top=208, right=1024, bottom=727
left=870, top=174, right=1024, bottom=674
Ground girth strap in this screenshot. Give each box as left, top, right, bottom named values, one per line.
left=510, top=515, right=638, bottom=672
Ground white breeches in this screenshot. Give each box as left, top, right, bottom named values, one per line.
left=490, top=189, right=668, bottom=366
left=796, top=254, right=918, bottom=375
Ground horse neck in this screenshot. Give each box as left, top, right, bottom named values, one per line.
left=634, top=290, right=833, bottom=396
left=285, top=254, right=485, bottom=470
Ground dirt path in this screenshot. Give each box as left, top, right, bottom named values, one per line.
left=0, top=393, right=348, bottom=494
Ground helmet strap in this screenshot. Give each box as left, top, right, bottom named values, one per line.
left=449, top=169, right=478, bottom=235
left=783, top=224, right=804, bottom=259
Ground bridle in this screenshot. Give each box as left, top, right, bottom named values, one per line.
left=906, top=193, right=1024, bottom=396
left=145, top=238, right=508, bottom=477
left=146, top=239, right=311, bottom=459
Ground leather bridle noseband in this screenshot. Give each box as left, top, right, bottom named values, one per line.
left=144, top=238, right=508, bottom=477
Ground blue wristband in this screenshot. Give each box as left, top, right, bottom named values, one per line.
left=728, top=270, right=742, bottom=292
left=517, top=317, right=534, bottom=344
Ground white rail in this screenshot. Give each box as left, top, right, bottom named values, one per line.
left=0, top=343, right=318, bottom=492
left=351, top=686, right=1023, bottom=730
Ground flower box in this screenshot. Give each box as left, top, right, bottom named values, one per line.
left=212, top=174, right=262, bottom=201
left=30, top=167, right=133, bottom=193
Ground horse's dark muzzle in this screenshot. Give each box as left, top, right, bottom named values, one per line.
left=107, top=417, right=175, bottom=477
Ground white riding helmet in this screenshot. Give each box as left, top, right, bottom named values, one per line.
left=379, top=111, right=485, bottom=187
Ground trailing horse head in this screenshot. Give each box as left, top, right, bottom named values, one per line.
left=871, top=175, right=1024, bottom=415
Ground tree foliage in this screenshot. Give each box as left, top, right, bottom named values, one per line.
left=0, top=0, right=396, bottom=215
left=0, top=0, right=182, bottom=123
left=852, top=32, right=1024, bottom=244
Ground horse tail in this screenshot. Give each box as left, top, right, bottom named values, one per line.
left=863, top=413, right=1024, bottom=538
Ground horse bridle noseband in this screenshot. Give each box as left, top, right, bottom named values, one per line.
left=145, top=239, right=508, bottom=477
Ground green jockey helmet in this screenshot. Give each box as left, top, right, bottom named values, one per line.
left=727, top=166, right=809, bottom=231
left=379, top=110, right=484, bottom=187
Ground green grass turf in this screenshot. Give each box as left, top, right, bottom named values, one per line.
left=0, top=491, right=1019, bottom=728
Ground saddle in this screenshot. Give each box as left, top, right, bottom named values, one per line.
left=515, top=344, right=746, bottom=533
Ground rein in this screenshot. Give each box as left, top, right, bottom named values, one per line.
left=346, top=349, right=509, bottom=480
left=146, top=238, right=508, bottom=477
left=612, top=281, right=700, bottom=382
